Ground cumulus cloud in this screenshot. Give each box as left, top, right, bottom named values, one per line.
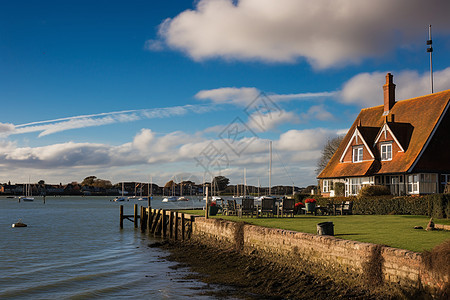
left=247, top=109, right=299, bottom=132
left=276, top=128, right=341, bottom=151
left=151, top=0, right=450, bottom=68
left=340, top=67, right=450, bottom=107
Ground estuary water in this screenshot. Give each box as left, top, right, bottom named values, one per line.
left=0, top=196, right=230, bottom=299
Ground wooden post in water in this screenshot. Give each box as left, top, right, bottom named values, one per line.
left=140, top=206, right=146, bottom=232
left=147, top=208, right=152, bottom=233
left=151, top=209, right=160, bottom=234
left=168, top=211, right=173, bottom=239
left=161, top=210, right=167, bottom=238
left=120, top=205, right=124, bottom=229
left=181, top=213, right=185, bottom=240
left=174, top=212, right=179, bottom=240
left=133, top=204, right=138, bottom=228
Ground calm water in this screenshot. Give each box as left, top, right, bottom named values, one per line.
left=0, top=196, right=233, bottom=299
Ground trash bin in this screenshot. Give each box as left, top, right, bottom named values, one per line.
left=317, top=222, right=334, bottom=236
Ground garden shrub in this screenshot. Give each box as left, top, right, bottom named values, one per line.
left=294, top=193, right=311, bottom=203
left=334, top=182, right=345, bottom=196
left=358, top=185, right=391, bottom=197
left=319, top=194, right=448, bottom=218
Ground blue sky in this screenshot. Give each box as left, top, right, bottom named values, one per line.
left=1, top=0, right=450, bottom=187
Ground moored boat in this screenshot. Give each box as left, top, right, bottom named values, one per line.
left=162, top=196, right=177, bottom=202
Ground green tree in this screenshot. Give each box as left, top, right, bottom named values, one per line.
left=212, top=176, right=230, bottom=191
left=81, top=176, right=97, bottom=186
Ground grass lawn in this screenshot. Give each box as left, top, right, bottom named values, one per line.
left=179, top=210, right=450, bottom=253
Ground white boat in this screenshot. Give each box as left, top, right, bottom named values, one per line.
left=113, top=182, right=126, bottom=202
left=20, top=180, right=34, bottom=202
left=138, top=197, right=148, bottom=201
left=177, top=196, right=189, bottom=201
left=162, top=196, right=178, bottom=202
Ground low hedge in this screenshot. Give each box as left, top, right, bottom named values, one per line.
left=317, top=194, right=449, bottom=218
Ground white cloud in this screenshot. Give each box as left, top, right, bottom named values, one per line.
left=195, top=87, right=260, bottom=106
left=247, top=109, right=299, bottom=132
left=152, top=0, right=450, bottom=68
left=276, top=128, right=340, bottom=151
left=340, top=67, right=450, bottom=107
left=195, top=86, right=336, bottom=106
left=300, top=105, right=334, bottom=122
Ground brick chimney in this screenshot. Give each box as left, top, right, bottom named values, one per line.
left=383, top=73, right=395, bottom=115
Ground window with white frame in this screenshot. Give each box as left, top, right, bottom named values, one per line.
left=322, top=180, right=329, bottom=193
left=353, top=146, right=363, bottom=162
left=407, top=174, right=419, bottom=194
left=381, top=143, right=392, bottom=161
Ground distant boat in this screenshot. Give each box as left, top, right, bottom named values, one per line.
left=12, top=219, right=27, bottom=227
left=20, top=180, right=34, bottom=202
left=177, top=196, right=189, bottom=201
left=138, top=197, right=148, bottom=201
left=113, top=182, right=126, bottom=202
left=162, top=196, right=177, bottom=202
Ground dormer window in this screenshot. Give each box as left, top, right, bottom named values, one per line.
left=353, top=146, right=363, bottom=162
left=381, top=143, right=392, bottom=161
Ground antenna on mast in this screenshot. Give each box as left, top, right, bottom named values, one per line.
left=427, top=25, right=434, bottom=94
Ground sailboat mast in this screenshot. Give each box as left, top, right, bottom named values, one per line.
left=244, top=168, right=246, bottom=198
left=269, top=141, right=272, bottom=195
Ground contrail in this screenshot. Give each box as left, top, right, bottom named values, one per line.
left=11, top=104, right=216, bottom=137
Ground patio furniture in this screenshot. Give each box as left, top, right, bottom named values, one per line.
left=224, top=199, right=238, bottom=216
left=280, top=198, right=295, bottom=217
left=239, top=197, right=255, bottom=217
left=302, top=202, right=317, bottom=215
left=261, top=198, right=276, bottom=217
left=339, top=201, right=353, bottom=215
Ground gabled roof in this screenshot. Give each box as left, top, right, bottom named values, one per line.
left=318, top=89, right=450, bottom=179
left=339, top=126, right=377, bottom=162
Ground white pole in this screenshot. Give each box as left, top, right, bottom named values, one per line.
left=269, top=141, right=272, bottom=195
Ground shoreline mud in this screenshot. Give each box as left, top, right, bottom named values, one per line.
left=153, top=240, right=414, bottom=299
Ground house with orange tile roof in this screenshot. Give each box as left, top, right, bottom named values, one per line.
left=318, top=73, right=450, bottom=197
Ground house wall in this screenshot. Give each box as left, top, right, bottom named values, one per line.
left=192, top=217, right=448, bottom=296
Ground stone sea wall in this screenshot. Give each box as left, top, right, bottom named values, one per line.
left=191, top=217, right=448, bottom=296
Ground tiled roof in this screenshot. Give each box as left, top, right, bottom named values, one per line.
left=318, top=89, right=450, bottom=178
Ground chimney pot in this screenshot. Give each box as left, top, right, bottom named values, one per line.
left=383, top=73, right=396, bottom=115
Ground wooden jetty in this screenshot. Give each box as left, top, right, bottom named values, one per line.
left=119, top=204, right=196, bottom=240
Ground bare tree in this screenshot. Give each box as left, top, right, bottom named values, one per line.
left=316, top=135, right=344, bottom=175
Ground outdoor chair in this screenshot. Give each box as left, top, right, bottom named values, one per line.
left=336, top=201, right=353, bottom=215
left=281, top=198, right=295, bottom=217
left=224, top=199, right=238, bottom=216
left=239, top=197, right=255, bottom=217
left=261, top=198, right=276, bottom=217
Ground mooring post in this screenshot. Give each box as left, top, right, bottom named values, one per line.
left=162, top=210, right=167, bottom=238
left=174, top=212, right=179, bottom=240
left=181, top=213, right=185, bottom=240
left=120, top=205, right=124, bottom=229
left=169, top=211, right=174, bottom=239
left=133, top=204, right=138, bottom=228
left=151, top=209, right=160, bottom=234
left=140, top=206, right=146, bottom=232
left=147, top=207, right=153, bottom=234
